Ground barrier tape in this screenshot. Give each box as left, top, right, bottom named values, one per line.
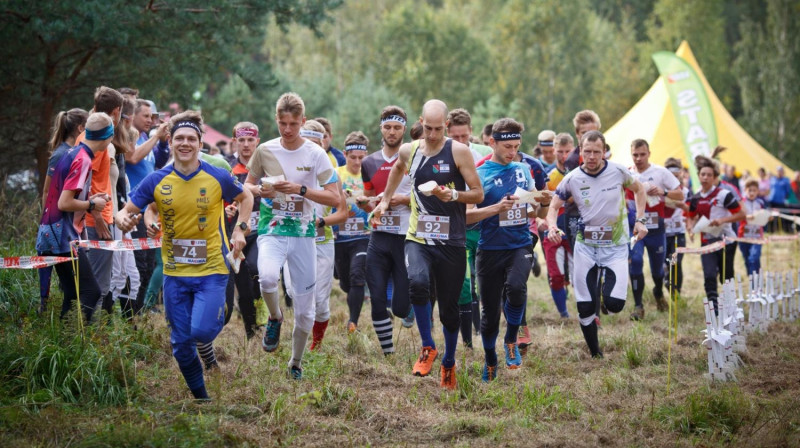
left=71, top=237, right=162, bottom=251
left=676, top=240, right=727, bottom=255
left=1, top=256, right=75, bottom=269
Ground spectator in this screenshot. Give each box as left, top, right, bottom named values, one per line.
left=768, top=166, right=792, bottom=208
left=757, top=167, right=770, bottom=199
left=789, top=171, right=800, bottom=205
left=314, top=117, right=346, bottom=167
left=216, top=140, right=229, bottom=157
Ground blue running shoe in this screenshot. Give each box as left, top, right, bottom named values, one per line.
left=262, top=317, right=283, bottom=352
left=482, top=363, right=498, bottom=382
left=504, top=343, right=522, bottom=369
left=288, top=365, right=302, bottom=380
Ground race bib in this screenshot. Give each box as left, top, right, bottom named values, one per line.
left=315, top=224, right=326, bottom=242
left=499, top=204, right=527, bottom=227
left=249, top=211, right=259, bottom=231
left=583, top=225, right=613, bottom=246
left=416, top=214, right=450, bottom=240
left=340, top=217, right=367, bottom=236
left=376, top=211, right=402, bottom=233
left=665, top=218, right=683, bottom=233
left=274, top=195, right=304, bottom=218
left=743, top=224, right=761, bottom=239
left=173, top=239, right=207, bottom=264
left=644, top=212, right=660, bottom=230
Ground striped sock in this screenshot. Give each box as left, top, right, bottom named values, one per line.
left=178, top=354, right=205, bottom=392
left=196, top=342, right=217, bottom=370
left=373, top=318, right=394, bottom=354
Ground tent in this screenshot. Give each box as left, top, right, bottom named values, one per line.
left=202, top=125, right=231, bottom=147
left=607, top=41, right=792, bottom=177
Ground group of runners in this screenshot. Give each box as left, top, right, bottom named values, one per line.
left=40, top=86, right=772, bottom=399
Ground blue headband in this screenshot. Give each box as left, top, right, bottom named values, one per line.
left=171, top=121, right=203, bottom=136
left=493, top=132, right=521, bottom=141
left=381, top=115, right=407, bottom=126
left=345, top=144, right=367, bottom=151
left=85, top=124, right=115, bottom=141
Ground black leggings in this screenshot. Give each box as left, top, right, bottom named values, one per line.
left=366, top=232, right=411, bottom=322
left=476, top=246, right=532, bottom=339
left=335, top=238, right=369, bottom=325
left=48, top=249, right=101, bottom=322
left=225, top=233, right=259, bottom=338
left=405, top=241, right=466, bottom=333
left=700, top=240, right=737, bottom=307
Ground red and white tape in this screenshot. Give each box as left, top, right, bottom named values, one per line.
left=72, top=237, right=162, bottom=251
left=1, top=256, right=74, bottom=269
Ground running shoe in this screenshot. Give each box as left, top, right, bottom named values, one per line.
left=630, top=305, right=645, bottom=321
left=347, top=321, right=357, bottom=334
left=401, top=308, right=415, bottom=328
left=288, top=365, right=302, bottom=380
left=504, top=343, right=522, bottom=369
left=262, top=317, right=283, bottom=352
left=653, top=287, right=668, bottom=312
left=592, top=351, right=604, bottom=359
left=440, top=365, right=457, bottom=390
left=531, top=251, right=541, bottom=277
left=482, top=363, right=498, bottom=382
left=310, top=320, right=329, bottom=351
left=412, top=346, right=438, bottom=377
left=559, top=311, right=570, bottom=319
left=517, top=326, right=532, bottom=348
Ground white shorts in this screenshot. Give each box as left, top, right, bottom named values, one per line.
left=314, top=243, right=334, bottom=321
left=573, top=242, right=629, bottom=304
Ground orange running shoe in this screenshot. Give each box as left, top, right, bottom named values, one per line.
left=440, top=365, right=457, bottom=390
left=517, top=326, right=532, bottom=348
left=412, top=346, right=438, bottom=377
left=347, top=321, right=357, bottom=334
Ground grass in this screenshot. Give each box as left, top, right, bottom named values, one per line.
left=1, top=187, right=800, bottom=446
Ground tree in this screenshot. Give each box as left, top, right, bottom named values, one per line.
left=733, top=0, right=800, bottom=168
left=0, top=0, right=340, bottom=192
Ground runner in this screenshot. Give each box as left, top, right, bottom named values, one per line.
left=738, top=179, right=766, bottom=276
left=684, top=155, right=745, bottom=313
left=539, top=133, right=575, bottom=319
left=333, top=131, right=371, bottom=332
left=373, top=99, right=483, bottom=389
left=626, top=139, right=683, bottom=321
left=662, top=157, right=689, bottom=298
left=223, top=121, right=262, bottom=339
left=536, top=130, right=557, bottom=173
left=357, top=106, right=413, bottom=356
left=36, top=112, right=113, bottom=322
left=245, top=93, right=339, bottom=380
left=466, top=118, right=550, bottom=381
left=545, top=130, right=648, bottom=358
left=115, top=110, right=252, bottom=400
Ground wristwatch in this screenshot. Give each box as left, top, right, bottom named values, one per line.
left=636, top=217, right=648, bottom=225
left=450, top=190, right=459, bottom=202
left=318, top=217, right=326, bottom=228
left=299, top=185, right=308, bottom=196
left=87, top=199, right=95, bottom=212
left=235, top=221, right=247, bottom=231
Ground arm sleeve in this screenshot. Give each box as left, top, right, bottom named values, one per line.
left=662, top=168, right=681, bottom=191
left=722, top=191, right=741, bottom=213
left=684, top=196, right=697, bottom=218
left=619, top=165, right=635, bottom=188
left=154, top=140, right=171, bottom=169
left=246, top=149, right=264, bottom=179
left=217, top=171, right=245, bottom=203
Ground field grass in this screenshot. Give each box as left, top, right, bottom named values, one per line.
left=1, top=189, right=799, bottom=447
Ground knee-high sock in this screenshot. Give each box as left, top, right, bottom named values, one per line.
left=652, top=276, right=664, bottom=299
left=262, top=290, right=282, bottom=321
left=504, top=301, right=525, bottom=344
left=290, top=326, right=310, bottom=368
left=196, top=342, right=217, bottom=369
left=346, top=285, right=365, bottom=325
left=551, top=287, right=568, bottom=315
left=459, top=304, right=472, bottom=347
left=631, top=274, right=645, bottom=307
left=413, top=302, right=435, bottom=348
left=373, top=318, right=394, bottom=354
left=442, top=325, right=459, bottom=368
left=179, top=353, right=206, bottom=396
left=580, top=321, right=601, bottom=356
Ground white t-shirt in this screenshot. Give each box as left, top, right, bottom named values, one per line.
left=247, top=137, right=336, bottom=237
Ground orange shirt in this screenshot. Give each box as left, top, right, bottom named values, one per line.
left=75, top=132, right=113, bottom=225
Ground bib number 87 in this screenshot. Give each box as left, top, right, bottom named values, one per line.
left=591, top=231, right=606, bottom=241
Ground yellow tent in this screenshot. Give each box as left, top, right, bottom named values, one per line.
left=607, top=41, right=792, bottom=176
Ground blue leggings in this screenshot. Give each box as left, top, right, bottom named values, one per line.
left=738, top=243, right=762, bottom=277
left=163, top=274, right=227, bottom=392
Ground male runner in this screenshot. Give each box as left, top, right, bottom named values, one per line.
left=116, top=110, right=251, bottom=400
left=536, top=130, right=557, bottom=172
left=466, top=118, right=549, bottom=381
left=546, top=131, right=648, bottom=358
left=627, top=139, right=683, bottom=320
left=373, top=99, right=483, bottom=389
left=245, top=93, right=339, bottom=380
left=358, top=106, right=413, bottom=356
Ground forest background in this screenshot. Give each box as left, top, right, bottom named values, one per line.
left=1, top=0, right=798, bottom=191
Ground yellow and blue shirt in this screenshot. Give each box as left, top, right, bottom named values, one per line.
left=130, top=161, right=243, bottom=277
